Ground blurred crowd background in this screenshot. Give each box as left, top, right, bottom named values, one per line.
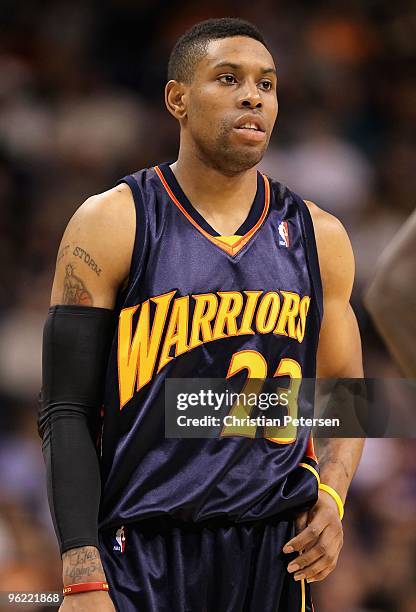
left=0, top=1, right=415, bottom=610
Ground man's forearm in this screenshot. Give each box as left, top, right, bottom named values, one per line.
left=315, top=438, right=364, bottom=503
left=62, top=546, right=107, bottom=586
left=40, top=306, right=114, bottom=556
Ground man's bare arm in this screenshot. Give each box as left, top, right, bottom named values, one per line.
left=284, top=202, right=364, bottom=583
left=310, top=201, right=364, bottom=500
left=51, top=183, right=135, bottom=309
left=365, top=209, right=416, bottom=377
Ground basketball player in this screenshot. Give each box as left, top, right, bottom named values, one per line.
left=39, top=18, right=364, bottom=612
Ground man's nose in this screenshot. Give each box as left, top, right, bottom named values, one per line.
left=239, top=83, right=262, bottom=109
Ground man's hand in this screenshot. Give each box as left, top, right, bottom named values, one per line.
left=283, top=490, right=343, bottom=583
left=59, top=591, right=116, bottom=611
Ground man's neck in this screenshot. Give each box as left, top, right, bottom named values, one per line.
left=170, top=149, right=258, bottom=236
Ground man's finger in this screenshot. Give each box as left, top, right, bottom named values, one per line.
left=283, top=519, right=324, bottom=553
left=306, top=568, right=332, bottom=583
left=287, top=540, right=325, bottom=573
left=293, top=554, right=336, bottom=581
left=288, top=524, right=340, bottom=570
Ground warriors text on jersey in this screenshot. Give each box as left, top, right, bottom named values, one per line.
left=97, top=163, right=323, bottom=531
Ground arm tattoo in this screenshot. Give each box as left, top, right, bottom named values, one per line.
left=63, top=264, right=93, bottom=305
left=63, top=546, right=106, bottom=583
left=315, top=439, right=351, bottom=481
left=73, top=246, right=102, bottom=276
left=57, top=244, right=70, bottom=264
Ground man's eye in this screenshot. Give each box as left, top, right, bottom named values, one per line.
left=260, top=80, right=273, bottom=91
left=219, top=75, right=237, bottom=85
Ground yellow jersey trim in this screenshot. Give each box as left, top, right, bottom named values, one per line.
left=214, top=235, right=243, bottom=246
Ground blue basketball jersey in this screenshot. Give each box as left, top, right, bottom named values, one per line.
left=98, top=163, right=323, bottom=531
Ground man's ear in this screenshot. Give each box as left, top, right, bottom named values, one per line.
left=165, top=80, right=188, bottom=120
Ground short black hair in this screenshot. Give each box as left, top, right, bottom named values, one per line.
left=168, top=17, right=269, bottom=83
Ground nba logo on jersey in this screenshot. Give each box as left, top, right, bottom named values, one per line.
left=278, top=220, right=290, bottom=247
left=113, top=526, right=126, bottom=553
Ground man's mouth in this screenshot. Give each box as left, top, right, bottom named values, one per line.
left=234, top=114, right=266, bottom=132
left=236, top=122, right=264, bottom=132
left=233, top=117, right=266, bottom=143
left=233, top=115, right=267, bottom=142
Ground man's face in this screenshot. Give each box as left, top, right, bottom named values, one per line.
left=180, top=36, right=278, bottom=174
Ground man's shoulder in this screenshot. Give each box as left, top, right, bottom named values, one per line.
left=264, top=177, right=349, bottom=253
left=71, top=163, right=159, bottom=247
left=63, top=182, right=136, bottom=279
left=303, top=200, right=355, bottom=296
left=75, top=182, right=135, bottom=231
left=304, top=200, right=350, bottom=255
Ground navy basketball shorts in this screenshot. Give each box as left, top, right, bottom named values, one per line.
left=99, top=516, right=314, bottom=612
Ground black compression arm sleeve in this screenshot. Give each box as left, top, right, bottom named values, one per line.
left=38, top=305, right=115, bottom=556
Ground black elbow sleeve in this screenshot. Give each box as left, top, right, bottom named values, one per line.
left=39, top=305, right=115, bottom=555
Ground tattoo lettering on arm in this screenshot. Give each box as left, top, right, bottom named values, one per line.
left=57, top=244, right=70, bottom=264
left=73, top=246, right=102, bottom=276
left=63, top=546, right=106, bottom=585
left=63, top=264, right=93, bottom=305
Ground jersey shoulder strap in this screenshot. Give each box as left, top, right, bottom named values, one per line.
left=266, top=175, right=323, bottom=324
left=289, top=188, right=324, bottom=323
left=115, top=167, right=153, bottom=287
